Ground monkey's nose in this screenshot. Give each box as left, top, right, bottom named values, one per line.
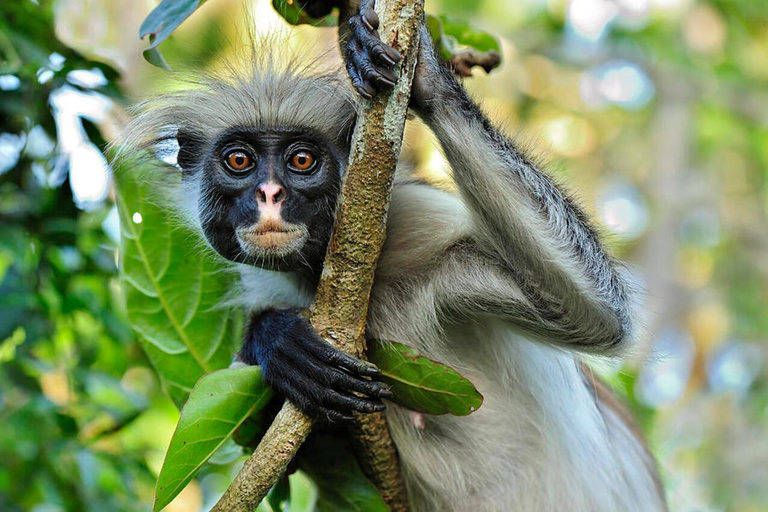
left=256, top=183, right=285, bottom=205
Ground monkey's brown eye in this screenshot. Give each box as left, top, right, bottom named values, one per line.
left=224, top=150, right=254, bottom=174
left=288, top=150, right=316, bottom=173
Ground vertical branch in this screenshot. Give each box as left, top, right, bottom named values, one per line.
left=310, top=2, right=423, bottom=509
left=211, top=1, right=423, bottom=511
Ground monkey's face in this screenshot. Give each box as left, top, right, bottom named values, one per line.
left=188, top=127, right=344, bottom=273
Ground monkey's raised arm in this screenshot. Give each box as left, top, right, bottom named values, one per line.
left=410, top=36, right=635, bottom=354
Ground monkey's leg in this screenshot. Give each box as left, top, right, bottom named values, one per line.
left=239, top=308, right=392, bottom=422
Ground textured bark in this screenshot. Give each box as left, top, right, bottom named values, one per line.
left=210, top=404, right=310, bottom=512
left=211, top=1, right=423, bottom=510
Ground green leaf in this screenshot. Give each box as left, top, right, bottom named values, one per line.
left=299, top=435, right=389, bottom=512
left=367, top=339, right=483, bottom=416
left=426, top=14, right=502, bottom=74
left=139, top=0, right=207, bottom=68
left=267, top=475, right=290, bottom=512
left=153, top=366, right=272, bottom=512
left=271, top=0, right=338, bottom=27
left=114, top=162, right=241, bottom=407
left=142, top=47, right=172, bottom=71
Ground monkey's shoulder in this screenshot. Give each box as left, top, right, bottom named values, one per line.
left=377, top=179, right=473, bottom=279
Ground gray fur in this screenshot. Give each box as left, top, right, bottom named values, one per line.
left=117, top=40, right=358, bottom=165
left=118, top=38, right=666, bottom=512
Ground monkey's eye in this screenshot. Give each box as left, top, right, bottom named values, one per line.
left=223, top=150, right=255, bottom=174
left=288, top=150, right=316, bottom=173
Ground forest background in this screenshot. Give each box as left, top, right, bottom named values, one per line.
left=1, top=0, right=767, bottom=511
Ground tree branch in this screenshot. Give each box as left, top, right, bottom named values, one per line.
left=210, top=1, right=423, bottom=510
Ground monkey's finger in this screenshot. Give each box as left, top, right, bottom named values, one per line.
left=346, top=59, right=376, bottom=100
left=302, top=335, right=381, bottom=377
left=369, top=43, right=400, bottom=69
left=361, top=60, right=398, bottom=88
left=360, top=5, right=379, bottom=31
left=287, top=383, right=355, bottom=422
left=312, top=405, right=355, bottom=423
left=318, top=388, right=386, bottom=414
left=349, top=14, right=401, bottom=68
left=265, top=363, right=355, bottom=422
left=290, top=386, right=359, bottom=422
left=348, top=35, right=398, bottom=89
left=284, top=344, right=393, bottom=399
left=329, top=369, right=393, bottom=399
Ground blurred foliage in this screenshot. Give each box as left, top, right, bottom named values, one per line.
left=2, top=0, right=768, bottom=511
left=0, top=1, right=156, bottom=511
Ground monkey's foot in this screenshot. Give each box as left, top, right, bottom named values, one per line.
left=345, top=2, right=402, bottom=99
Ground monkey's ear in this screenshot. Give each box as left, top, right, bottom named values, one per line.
left=176, top=129, right=203, bottom=172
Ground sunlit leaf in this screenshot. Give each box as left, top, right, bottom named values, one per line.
left=153, top=366, right=272, bottom=512
left=368, top=339, right=483, bottom=416
left=114, top=162, right=241, bottom=407
left=299, top=435, right=388, bottom=512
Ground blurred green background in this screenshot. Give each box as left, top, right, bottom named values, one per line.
left=1, top=0, right=767, bottom=511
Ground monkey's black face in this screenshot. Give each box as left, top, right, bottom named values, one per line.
left=186, top=127, right=344, bottom=274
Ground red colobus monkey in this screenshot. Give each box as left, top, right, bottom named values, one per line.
left=122, top=3, right=667, bottom=510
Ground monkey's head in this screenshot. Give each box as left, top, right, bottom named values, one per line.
left=121, top=54, right=358, bottom=274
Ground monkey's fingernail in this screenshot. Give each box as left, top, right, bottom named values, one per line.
left=386, top=47, right=402, bottom=63
left=380, top=53, right=396, bottom=67
left=355, top=85, right=373, bottom=100
left=379, top=387, right=394, bottom=399
left=381, top=69, right=398, bottom=85
left=363, top=83, right=377, bottom=98
left=361, top=9, right=379, bottom=30
left=378, top=77, right=396, bottom=88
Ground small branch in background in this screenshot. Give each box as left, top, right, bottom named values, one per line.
left=450, top=49, right=501, bottom=77
left=210, top=1, right=424, bottom=510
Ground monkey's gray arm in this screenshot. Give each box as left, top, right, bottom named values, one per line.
left=414, top=42, right=634, bottom=354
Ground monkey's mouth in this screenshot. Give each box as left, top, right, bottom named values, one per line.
left=235, top=220, right=308, bottom=257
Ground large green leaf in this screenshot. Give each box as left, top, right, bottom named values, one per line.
left=153, top=366, right=272, bottom=512
left=299, top=435, right=389, bottom=512
left=115, top=163, right=241, bottom=407
left=367, top=339, right=483, bottom=416
left=139, top=0, right=208, bottom=68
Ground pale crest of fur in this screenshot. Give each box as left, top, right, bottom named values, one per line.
left=113, top=37, right=359, bottom=269
left=117, top=38, right=358, bottom=167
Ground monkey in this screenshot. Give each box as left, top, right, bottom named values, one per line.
left=120, top=5, right=668, bottom=512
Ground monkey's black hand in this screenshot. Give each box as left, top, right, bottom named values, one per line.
left=345, top=0, right=402, bottom=99
left=239, top=308, right=392, bottom=422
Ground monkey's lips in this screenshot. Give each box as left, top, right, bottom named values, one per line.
left=235, top=221, right=308, bottom=257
